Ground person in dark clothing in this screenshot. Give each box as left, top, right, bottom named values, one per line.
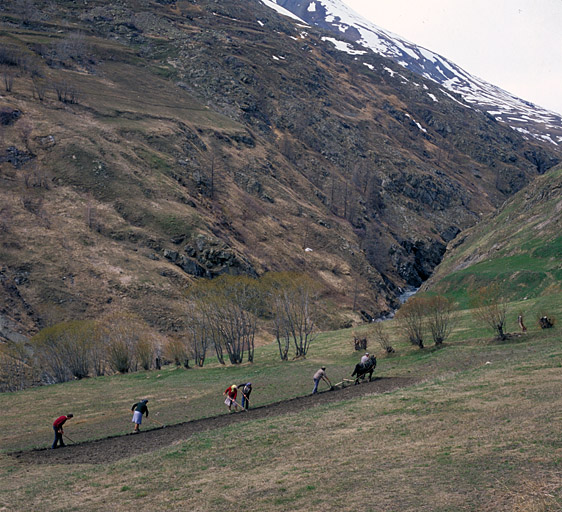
left=52, top=414, right=73, bottom=449
left=238, top=382, right=252, bottom=410
left=131, top=399, right=149, bottom=432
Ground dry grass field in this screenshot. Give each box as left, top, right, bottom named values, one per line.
left=1, top=304, right=561, bottom=512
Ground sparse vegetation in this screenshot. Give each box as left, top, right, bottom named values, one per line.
left=425, top=295, right=455, bottom=345
left=396, top=295, right=426, bottom=349
left=470, top=283, right=508, bottom=340
left=369, top=321, right=395, bottom=353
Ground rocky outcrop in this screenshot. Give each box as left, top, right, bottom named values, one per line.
left=164, top=235, right=257, bottom=279
left=0, top=146, right=34, bottom=168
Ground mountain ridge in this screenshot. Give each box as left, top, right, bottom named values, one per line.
left=271, top=0, right=562, bottom=147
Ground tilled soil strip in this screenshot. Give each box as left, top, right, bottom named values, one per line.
left=11, top=377, right=416, bottom=465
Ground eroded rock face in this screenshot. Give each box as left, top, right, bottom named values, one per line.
left=390, top=239, right=447, bottom=287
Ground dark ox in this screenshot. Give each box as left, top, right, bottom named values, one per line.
left=351, top=355, right=377, bottom=384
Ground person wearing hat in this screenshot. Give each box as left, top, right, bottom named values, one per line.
left=312, top=367, right=332, bottom=394
left=223, top=384, right=238, bottom=412
left=131, top=399, right=149, bottom=433
left=360, top=352, right=370, bottom=364
left=237, top=382, right=252, bottom=410
left=51, top=413, right=73, bottom=449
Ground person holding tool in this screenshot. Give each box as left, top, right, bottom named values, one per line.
left=312, top=367, right=332, bottom=394
left=237, top=382, right=252, bottom=410
left=131, top=399, right=149, bottom=433
left=223, top=384, right=239, bottom=412
left=51, top=413, right=73, bottom=449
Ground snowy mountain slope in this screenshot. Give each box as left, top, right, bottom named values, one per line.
left=268, top=0, right=562, bottom=147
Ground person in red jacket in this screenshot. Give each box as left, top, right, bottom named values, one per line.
left=223, top=384, right=238, bottom=412
left=52, top=414, right=73, bottom=449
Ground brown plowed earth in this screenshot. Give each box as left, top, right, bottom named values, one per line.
left=10, top=377, right=417, bottom=465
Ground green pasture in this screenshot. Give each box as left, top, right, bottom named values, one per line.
left=1, top=298, right=561, bottom=511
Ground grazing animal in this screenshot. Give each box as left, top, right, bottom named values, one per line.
left=351, top=355, right=377, bottom=384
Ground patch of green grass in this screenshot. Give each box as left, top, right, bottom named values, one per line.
left=153, top=213, right=197, bottom=239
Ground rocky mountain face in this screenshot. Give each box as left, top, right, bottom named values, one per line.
left=273, top=0, right=562, bottom=147
left=0, top=0, right=559, bottom=341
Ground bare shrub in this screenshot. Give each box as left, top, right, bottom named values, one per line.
left=396, top=296, right=427, bottom=349
left=164, top=336, right=190, bottom=368
left=136, top=337, right=154, bottom=370
left=470, top=284, right=508, bottom=340
left=53, top=79, right=79, bottom=104
left=32, top=77, right=48, bottom=101
left=370, top=321, right=395, bottom=353
left=30, top=321, right=99, bottom=382
left=425, top=295, right=455, bottom=345
left=22, top=164, right=50, bottom=190
left=100, top=311, right=153, bottom=373
left=1, top=67, right=15, bottom=92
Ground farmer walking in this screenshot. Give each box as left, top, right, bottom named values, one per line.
left=223, top=384, right=238, bottom=412
left=360, top=352, right=370, bottom=364
left=312, top=367, right=332, bottom=394
left=51, top=413, right=73, bottom=449
left=238, top=382, right=252, bottom=410
left=131, top=399, right=149, bottom=433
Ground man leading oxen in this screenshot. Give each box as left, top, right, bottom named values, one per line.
left=351, top=354, right=377, bottom=384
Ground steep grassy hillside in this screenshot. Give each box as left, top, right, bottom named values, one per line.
left=423, top=165, right=562, bottom=311
left=0, top=0, right=559, bottom=340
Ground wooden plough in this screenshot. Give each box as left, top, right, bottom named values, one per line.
left=332, top=378, right=356, bottom=389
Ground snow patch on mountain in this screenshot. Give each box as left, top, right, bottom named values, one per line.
left=268, top=0, right=562, bottom=146
left=261, top=0, right=305, bottom=22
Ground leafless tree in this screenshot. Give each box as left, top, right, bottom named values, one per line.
left=1, top=67, right=15, bottom=92
left=262, top=272, right=320, bottom=359
left=32, top=77, right=48, bottom=101
left=396, top=296, right=426, bottom=349
left=53, top=79, right=79, bottom=104
left=370, top=321, right=395, bottom=353
left=426, top=295, right=455, bottom=345
left=100, top=311, right=153, bottom=373
left=470, top=284, right=508, bottom=340
left=185, top=303, right=209, bottom=367
left=187, top=285, right=226, bottom=365
left=187, top=276, right=259, bottom=365
left=30, top=321, right=100, bottom=382
left=164, top=336, right=190, bottom=367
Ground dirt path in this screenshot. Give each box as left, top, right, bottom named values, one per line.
left=11, top=377, right=416, bottom=465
